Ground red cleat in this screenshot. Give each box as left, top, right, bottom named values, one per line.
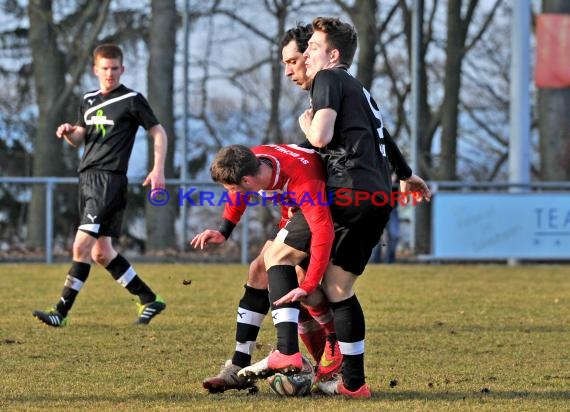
left=315, top=335, right=343, bottom=382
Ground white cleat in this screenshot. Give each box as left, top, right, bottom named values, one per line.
left=238, top=354, right=271, bottom=379
left=238, top=350, right=302, bottom=380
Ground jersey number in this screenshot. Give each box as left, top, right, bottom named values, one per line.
left=363, top=88, right=386, bottom=157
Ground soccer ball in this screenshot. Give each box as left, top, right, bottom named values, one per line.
left=267, top=355, right=315, bottom=397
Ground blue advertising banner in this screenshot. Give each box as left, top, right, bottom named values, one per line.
left=433, top=192, right=570, bottom=259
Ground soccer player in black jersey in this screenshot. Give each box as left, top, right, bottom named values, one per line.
left=290, top=17, right=432, bottom=398
left=33, top=44, right=167, bottom=327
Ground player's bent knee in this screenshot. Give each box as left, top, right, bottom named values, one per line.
left=72, top=241, right=93, bottom=262
left=249, top=253, right=265, bottom=275
left=91, top=250, right=109, bottom=266
left=248, top=254, right=269, bottom=289
left=90, top=244, right=117, bottom=267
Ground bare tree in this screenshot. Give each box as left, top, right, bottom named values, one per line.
left=459, top=3, right=536, bottom=181
left=145, top=0, right=177, bottom=253
left=26, top=0, right=110, bottom=249
left=335, top=0, right=385, bottom=90
left=385, top=0, right=502, bottom=253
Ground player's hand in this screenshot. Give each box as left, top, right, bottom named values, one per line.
left=273, top=287, right=308, bottom=305
left=56, top=123, right=84, bottom=147
left=142, top=168, right=165, bottom=190
left=190, top=229, right=226, bottom=249
left=298, top=108, right=313, bottom=136
left=56, top=123, right=76, bottom=139
left=400, top=174, right=431, bottom=204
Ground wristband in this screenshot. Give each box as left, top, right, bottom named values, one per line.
left=218, top=219, right=236, bottom=240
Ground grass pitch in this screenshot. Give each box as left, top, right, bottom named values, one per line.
left=0, top=263, right=569, bottom=411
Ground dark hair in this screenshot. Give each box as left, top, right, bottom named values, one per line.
left=280, top=23, right=313, bottom=54
left=312, top=17, right=357, bottom=67
left=93, top=43, right=123, bottom=65
left=210, top=145, right=260, bottom=185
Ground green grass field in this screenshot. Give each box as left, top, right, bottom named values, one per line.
left=1, top=263, right=568, bottom=411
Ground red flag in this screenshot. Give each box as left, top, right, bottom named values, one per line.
left=535, top=14, right=570, bottom=88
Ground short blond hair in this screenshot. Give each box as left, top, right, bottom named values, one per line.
left=93, top=43, right=123, bottom=65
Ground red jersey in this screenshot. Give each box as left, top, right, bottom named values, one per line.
left=222, top=144, right=334, bottom=294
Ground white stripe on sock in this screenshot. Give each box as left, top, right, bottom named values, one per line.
left=271, top=307, right=299, bottom=325
left=236, top=341, right=256, bottom=355
left=64, top=275, right=84, bottom=292
left=116, top=267, right=136, bottom=287
left=339, top=339, right=365, bottom=355
left=236, top=307, right=266, bottom=326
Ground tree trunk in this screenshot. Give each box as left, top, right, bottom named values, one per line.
left=26, top=0, right=67, bottom=249
left=539, top=0, right=570, bottom=180
left=264, top=9, right=285, bottom=144
left=26, top=0, right=110, bottom=250
left=145, top=0, right=177, bottom=253
left=438, top=0, right=464, bottom=181
left=352, top=0, right=378, bottom=90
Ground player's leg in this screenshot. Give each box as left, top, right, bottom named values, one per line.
left=303, top=286, right=343, bottom=381
left=91, top=237, right=165, bottom=325
left=317, top=193, right=389, bottom=398
left=202, top=241, right=272, bottom=393
left=294, top=263, right=327, bottom=364
left=318, top=264, right=370, bottom=397
left=32, top=172, right=103, bottom=327
left=231, top=243, right=271, bottom=367
left=295, top=258, right=342, bottom=380
left=239, top=213, right=311, bottom=378
left=32, top=230, right=97, bottom=327
left=89, top=172, right=165, bottom=325
left=297, top=304, right=326, bottom=363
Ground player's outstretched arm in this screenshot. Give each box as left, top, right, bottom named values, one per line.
left=190, top=229, right=226, bottom=249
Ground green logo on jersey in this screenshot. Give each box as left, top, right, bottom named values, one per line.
left=94, top=109, right=107, bottom=138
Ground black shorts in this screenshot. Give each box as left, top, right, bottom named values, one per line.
left=329, top=188, right=391, bottom=275
left=274, top=211, right=311, bottom=254
left=270, top=218, right=310, bottom=270
left=77, top=171, right=128, bottom=238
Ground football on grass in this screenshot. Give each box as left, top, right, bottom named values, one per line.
left=267, top=355, right=315, bottom=397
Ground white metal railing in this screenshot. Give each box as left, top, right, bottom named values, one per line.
left=0, top=177, right=249, bottom=264
left=1, top=177, right=569, bottom=263
left=429, top=181, right=570, bottom=191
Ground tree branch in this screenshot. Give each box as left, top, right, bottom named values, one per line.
left=51, top=0, right=111, bottom=117
left=464, top=0, right=503, bottom=54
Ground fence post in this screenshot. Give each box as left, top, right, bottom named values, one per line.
left=45, top=178, right=54, bottom=264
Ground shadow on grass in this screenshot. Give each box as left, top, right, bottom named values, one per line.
left=4, top=389, right=570, bottom=404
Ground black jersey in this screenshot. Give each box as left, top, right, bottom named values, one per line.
left=310, top=68, right=392, bottom=194
left=76, top=84, right=159, bottom=174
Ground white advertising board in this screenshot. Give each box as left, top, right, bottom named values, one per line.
left=433, top=192, right=570, bottom=259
